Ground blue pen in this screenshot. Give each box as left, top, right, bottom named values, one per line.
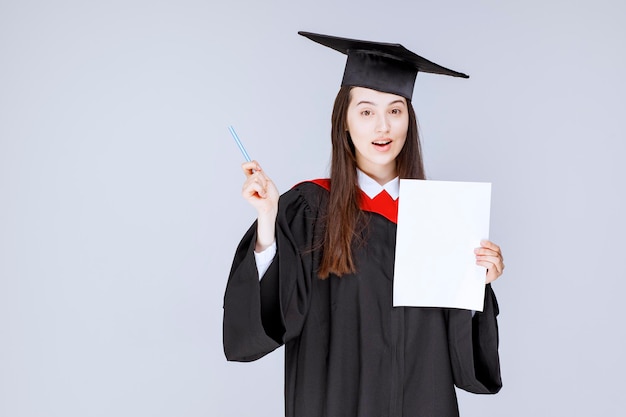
left=228, top=126, right=252, bottom=162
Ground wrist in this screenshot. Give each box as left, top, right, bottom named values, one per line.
left=256, top=211, right=277, bottom=252
left=255, top=238, right=275, bottom=253
left=257, top=206, right=278, bottom=220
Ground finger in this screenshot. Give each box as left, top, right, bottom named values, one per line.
left=241, top=160, right=262, bottom=177
left=478, top=261, right=502, bottom=284
left=242, top=181, right=268, bottom=199
left=253, top=171, right=277, bottom=197
left=480, top=240, right=501, bottom=254
left=474, top=247, right=503, bottom=259
left=476, top=254, right=503, bottom=269
left=245, top=173, right=269, bottom=193
left=244, top=170, right=269, bottom=190
left=476, top=260, right=504, bottom=277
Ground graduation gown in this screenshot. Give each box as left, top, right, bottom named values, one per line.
left=223, top=180, right=502, bottom=417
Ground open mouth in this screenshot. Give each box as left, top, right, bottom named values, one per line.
left=372, top=140, right=392, bottom=147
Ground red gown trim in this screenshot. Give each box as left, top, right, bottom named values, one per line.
left=301, top=179, right=398, bottom=224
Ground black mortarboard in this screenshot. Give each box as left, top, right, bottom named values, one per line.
left=298, top=31, right=469, bottom=99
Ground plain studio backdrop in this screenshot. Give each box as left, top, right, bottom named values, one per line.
left=1, top=0, right=624, bottom=416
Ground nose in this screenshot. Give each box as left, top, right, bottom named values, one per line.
left=376, top=113, right=390, bottom=133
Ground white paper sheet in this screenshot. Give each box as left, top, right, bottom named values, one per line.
left=393, top=179, right=491, bottom=311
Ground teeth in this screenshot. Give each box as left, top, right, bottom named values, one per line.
left=373, top=141, right=391, bottom=145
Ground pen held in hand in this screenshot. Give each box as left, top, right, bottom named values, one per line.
left=228, top=126, right=252, bottom=162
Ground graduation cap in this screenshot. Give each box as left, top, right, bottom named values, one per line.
left=298, top=31, right=469, bottom=99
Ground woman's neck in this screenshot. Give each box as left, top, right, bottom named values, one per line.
left=358, top=165, right=397, bottom=186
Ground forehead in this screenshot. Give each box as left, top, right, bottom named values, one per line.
left=349, top=87, right=407, bottom=105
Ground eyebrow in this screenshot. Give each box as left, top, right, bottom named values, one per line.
left=355, top=99, right=406, bottom=106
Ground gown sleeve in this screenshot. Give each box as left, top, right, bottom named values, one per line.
left=223, top=185, right=319, bottom=362
left=447, top=284, right=503, bottom=394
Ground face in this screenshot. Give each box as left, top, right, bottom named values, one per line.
left=346, top=87, right=409, bottom=182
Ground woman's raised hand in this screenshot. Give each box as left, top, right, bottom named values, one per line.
left=241, top=161, right=279, bottom=251
left=241, top=161, right=279, bottom=214
left=475, top=240, right=505, bottom=284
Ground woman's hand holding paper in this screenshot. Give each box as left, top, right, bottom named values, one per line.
left=475, top=240, right=505, bottom=284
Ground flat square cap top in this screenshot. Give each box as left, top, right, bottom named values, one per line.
left=298, top=31, right=469, bottom=99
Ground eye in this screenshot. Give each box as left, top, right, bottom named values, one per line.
left=390, top=108, right=402, bottom=115
left=361, top=110, right=372, bottom=116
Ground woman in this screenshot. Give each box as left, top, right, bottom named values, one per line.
left=224, top=31, right=505, bottom=417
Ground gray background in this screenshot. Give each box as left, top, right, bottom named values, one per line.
left=1, top=0, right=624, bottom=416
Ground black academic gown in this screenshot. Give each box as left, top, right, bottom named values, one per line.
left=223, top=180, right=502, bottom=417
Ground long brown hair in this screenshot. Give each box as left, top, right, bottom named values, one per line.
left=317, top=86, right=425, bottom=279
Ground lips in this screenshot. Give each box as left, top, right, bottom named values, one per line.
left=372, top=139, right=393, bottom=152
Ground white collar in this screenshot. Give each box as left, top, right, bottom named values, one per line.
left=357, top=169, right=400, bottom=200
